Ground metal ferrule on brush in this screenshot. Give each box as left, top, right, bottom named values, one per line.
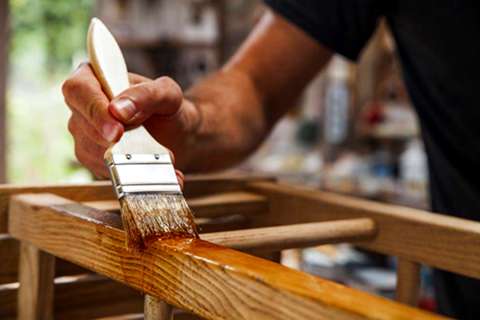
left=107, top=153, right=181, bottom=199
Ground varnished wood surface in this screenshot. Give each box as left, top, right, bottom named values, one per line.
left=0, top=214, right=249, bottom=285
left=9, top=193, right=443, bottom=320
left=249, top=181, right=480, bottom=279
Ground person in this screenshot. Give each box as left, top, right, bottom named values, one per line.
left=62, top=2, right=480, bottom=318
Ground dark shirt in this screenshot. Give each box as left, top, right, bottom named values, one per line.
left=265, top=1, right=480, bottom=318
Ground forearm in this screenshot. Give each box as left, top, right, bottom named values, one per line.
left=178, top=11, right=331, bottom=172
left=182, top=68, right=271, bottom=172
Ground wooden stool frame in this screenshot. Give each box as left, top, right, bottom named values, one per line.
left=1, top=174, right=478, bottom=319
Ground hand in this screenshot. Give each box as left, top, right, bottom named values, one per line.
left=62, top=63, right=197, bottom=186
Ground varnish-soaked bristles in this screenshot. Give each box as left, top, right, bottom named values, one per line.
left=120, top=193, right=199, bottom=250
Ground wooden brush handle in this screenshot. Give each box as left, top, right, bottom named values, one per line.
left=87, top=18, right=129, bottom=98
left=87, top=18, right=170, bottom=160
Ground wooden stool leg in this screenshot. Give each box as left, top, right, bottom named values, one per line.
left=18, top=241, right=55, bottom=320
left=396, top=258, right=421, bottom=306
left=145, top=294, right=173, bottom=320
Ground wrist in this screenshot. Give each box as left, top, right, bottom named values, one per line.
left=175, top=97, right=202, bottom=171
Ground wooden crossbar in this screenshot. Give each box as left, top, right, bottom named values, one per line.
left=203, top=218, right=376, bottom=252
left=248, top=181, right=480, bottom=279
left=0, top=174, right=273, bottom=233
left=8, top=193, right=443, bottom=320
left=83, top=191, right=268, bottom=218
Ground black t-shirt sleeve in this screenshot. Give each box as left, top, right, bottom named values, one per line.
left=264, top=0, right=385, bottom=60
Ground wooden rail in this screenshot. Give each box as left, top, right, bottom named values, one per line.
left=0, top=174, right=273, bottom=233
left=83, top=191, right=269, bottom=218
left=249, top=181, right=480, bottom=279
left=8, top=193, right=442, bottom=320
left=203, top=218, right=376, bottom=252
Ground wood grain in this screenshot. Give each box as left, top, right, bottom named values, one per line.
left=17, top=241, right=55, bottom=320
left=202, top=219, right=376, bottom=252
left=144, top=295, right=173, bottom=320
left=0, top=275, right=143, bottom=319
left=8, top=193, right=443, bottom=320
left=396, top=259, right=421, bottom=306
left=249, top=181, right=480, bottom=279
left=0, top=214, right=249, bottom=285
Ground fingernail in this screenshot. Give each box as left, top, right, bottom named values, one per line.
left=112, top=98, right=137, bottom=122
left=102, top=123, right=121, bottom=142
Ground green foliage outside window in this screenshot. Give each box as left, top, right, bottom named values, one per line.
left=8, top=0, right=94, bottom=183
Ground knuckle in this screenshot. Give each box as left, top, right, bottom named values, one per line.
left=74, top=144, right=86, bottom=164
left=159, top=76, right=182, bottom=94
left=157, top=77, right=183, bottom=106
left=67, top=117, right=76, bottom=135
left=61, top=78, right=79, bottom=98
left=85, top=97, right=104, bottom=124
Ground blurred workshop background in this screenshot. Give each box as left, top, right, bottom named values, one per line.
left=0, top=0, right=434, bottom=312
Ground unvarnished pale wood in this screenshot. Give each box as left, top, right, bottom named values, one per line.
left=83, top=191, right=268, bottom=218
left=17, top=242, right=55, bottom=320
left=144, top=295, right=173, bottom=320
left=0, top=182, right=113, bottom=233
left=249, top=182, right=480, bottom=279
left=396, top=259, right=421, bottom=306
left=0, top=236, right=88, bottom=284
left=202, top=219, right=376, bottom=252
left=9, top=193, right=443, bottom=320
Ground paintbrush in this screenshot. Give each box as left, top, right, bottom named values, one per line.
left=87, top=18, right=198, bottom=250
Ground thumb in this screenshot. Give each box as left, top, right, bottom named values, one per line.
left=109, top=76, right=183, bottom=125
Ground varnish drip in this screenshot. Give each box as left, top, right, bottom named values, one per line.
left=120, top=193, right=199, bottom=250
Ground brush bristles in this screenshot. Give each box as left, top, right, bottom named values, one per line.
left=119, top=193, right=199, bottom=250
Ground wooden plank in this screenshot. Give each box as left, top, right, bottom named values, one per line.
left=83, top=191, right=268, bottom=218
left=0, top=174, right=271, bottom=233
left=0, top=236, right=88, bottom=285
left=0, top=275, right=143, bottom=319
left=8, top=193, right=443, bottom=320
left=396, top=259, right=421, bottom=306
left=0, top=182, right=114, bottom=233
left=0, top=1, right=8, bottom=183
left=248, top=181, right=480, bottom=279
left=202, top=219, right=376, bottom=252
left=0, top=214, right=249, bottom=285
left=17, top=242, right=55, bottom=320
left=144, top=295, right=173, bottom=320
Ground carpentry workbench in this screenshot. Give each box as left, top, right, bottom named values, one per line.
left=1, top=174, right=478, bottom=319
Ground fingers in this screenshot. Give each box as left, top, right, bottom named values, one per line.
left=109, top=76, right=183, bottom=126
left=73, top=133, right=109, bottom=178
left=129, top=72, right=151, bottom=85
left=68, top=112, right=110, bottom=148
left=68, top=110, right=109, bottom=178
left=62, top=63, right=123, bottom=143
left=175, top=170, right=185, bottom=190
